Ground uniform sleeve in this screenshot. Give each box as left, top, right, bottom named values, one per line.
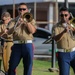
left=6, top=20, right=16, bottom=35
left=7, top=19, right=15, bottom=29
left=30, top=19, right=37, bottom=28
left=0, top=25, right=4, bottom=33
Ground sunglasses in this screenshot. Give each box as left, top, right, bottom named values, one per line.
left=2, top=19, right=8, bottom=22
left=2, top=18, right=10, bottom=21
left=60, top=14, right=68, bottom=17
left=18, top=8, right=26, bottom=11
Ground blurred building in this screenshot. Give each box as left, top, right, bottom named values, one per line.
left=0, top=0, right=75, bottom=33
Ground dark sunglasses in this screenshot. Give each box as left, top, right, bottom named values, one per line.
left=60, top=14, right=68, bottom=17
left=2, top=19, right=7, bottom=22
left=18, top=8, right=26, bottom=11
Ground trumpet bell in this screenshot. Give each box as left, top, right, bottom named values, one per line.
left=23, top=12, right=33, bottom=22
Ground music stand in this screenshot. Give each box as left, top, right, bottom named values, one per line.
left=43, top=38, right=59, bottom=72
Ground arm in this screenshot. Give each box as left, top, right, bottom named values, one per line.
left=24, top=19, right=37, bottom=34
left=25, top=22, right=36, bottom=34
left=0, top=26, right=7, bottom=37
left=7, top=27, right=14, bottom=35
left=0, top=31, right=5, bottom=36
left=6, top=19, right=16, bottom=35
left=53, top=29, right=66, bottom=42
left=52, top=26, right=67, bottom=42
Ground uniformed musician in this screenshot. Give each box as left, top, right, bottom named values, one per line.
left=0, top=11, right=13, bottom=74
left=6, top=3, right=37, bottom=75
left=52, top=7, right=75, bottom=75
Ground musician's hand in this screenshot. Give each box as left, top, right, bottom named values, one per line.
left=22, top=18, right=28, bottom=26
left=1, top=34, right=7, bottom=38
left=17, top=18, right=23, bottom=25
left=1, top=30, right=8, bottom=38
left=63, top=27, right=69, bottom=33
left=18, top=18, right=27, bottom=26
left=67, top=25, right=75, bottom=31
left=4, top=29, right=8, bottom=33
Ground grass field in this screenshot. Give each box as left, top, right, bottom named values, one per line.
left=16, top=59, right=74, bottom=75
left=0, top=58, right=74, bottom=75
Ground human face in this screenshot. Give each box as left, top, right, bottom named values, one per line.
left=18, top=5, right=28, bottom=16
left=60, top=11, right=70, bottom=23
left=2, top=17, right=11, bottom=24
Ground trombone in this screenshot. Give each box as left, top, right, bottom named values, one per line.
left=43, top=18, right=75, bottom=44
left=23, top=12, right=33, bottom=22
left=0, top=12, right=33, bottom=39
left=69, top=18, right=75, bottom=40
left=14, top=12, right=33, bottom=29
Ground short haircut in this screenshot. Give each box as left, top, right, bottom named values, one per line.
left=59, top=7, right=70, bottom=12
left=18, top=2, right=27, bottom=6
left=1, top=11, right=11, bottom=19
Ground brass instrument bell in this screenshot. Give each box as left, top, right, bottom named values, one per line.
left=70, top=18, right=75, bottom=27
left=70, top=18, right=75, bottom=40
left=23, top=12, right=33, bottom=22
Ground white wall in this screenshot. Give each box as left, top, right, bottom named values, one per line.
left=57, top=0, right=75, bottom=2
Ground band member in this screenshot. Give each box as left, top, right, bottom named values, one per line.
left=6, top=2, right=37, bottom=75
left=52, top=7, right=75, bottom=75
left=0, top=21, right=2, bottom=70
left=0, top=11, right=13, bottom=74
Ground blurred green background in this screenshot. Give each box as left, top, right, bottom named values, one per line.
left=0, top=59, right=74, bottom=75
left=16, top=59, right=74, bottom=75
